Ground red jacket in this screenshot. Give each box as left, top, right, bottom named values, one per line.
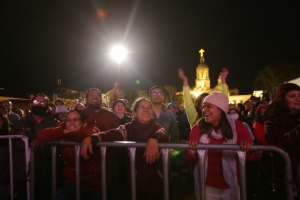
left=37, top=117, right=111, bottom=192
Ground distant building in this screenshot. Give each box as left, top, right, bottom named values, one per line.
left=177, top=49, right=261, bottom=104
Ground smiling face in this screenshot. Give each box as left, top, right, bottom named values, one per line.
left=284, top=90, right=300, bottom=113
left=202, top=102, right=222, bottom=127
left=65, top=111, right=83, bottom=132
left=113, top=102, right=126, bottom=115
left=134, top=100, right=153, bottom=124
left=86, top=89, right=102, bottom=109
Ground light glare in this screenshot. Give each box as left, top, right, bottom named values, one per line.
left=110, top=45, right=127, bottom=64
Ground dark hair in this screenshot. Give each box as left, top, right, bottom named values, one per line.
left=0, top=113, right=10, bottom=135
left=194, top=93, right=209, bottom=120
left=236, top=103, right=245, bottom=114
left=66, top=109, right=88, bottom=122
left=254, top=106, right=266, bottom=124
left=131, top=97, right=152, bottom=113
left=86, top=88, right=101, bottom=99
left=198, top=109, right=233, bottom=140
left=31, top=94, right=50, bottom=104
left=55, top=99, right=64, bottom=105
left=149, top=85, right=164, bottom=96
left=265, top=96, right=289, bottom=123
left=248, top=101, right=264, bottom=117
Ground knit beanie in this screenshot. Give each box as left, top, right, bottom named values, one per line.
left=113, top=99, right=127, bottom=110
left=166, top=103, right=177, bottom=114
left=276, top=83, right=300, bottom=98
left=203, top=92, right=229, bottom=113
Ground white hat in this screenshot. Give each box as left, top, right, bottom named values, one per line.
left=203, top=92, right=229, bottom=113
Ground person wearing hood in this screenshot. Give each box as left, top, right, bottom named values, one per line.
left=112, top=99, right=132, bottom=125
left=184, top=92, right=254, bottom=200
left=10, top=94, right=59, bottom=200
left=166, top=103, right=177, bottom=116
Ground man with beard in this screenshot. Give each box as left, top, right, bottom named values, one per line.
left=149, top=86, right=179, bottom=143
left=81, top=88, right=120, bottom=198
left=82, top=88, right=120, bottom=130
left=10, top=94, right=59, bottom=200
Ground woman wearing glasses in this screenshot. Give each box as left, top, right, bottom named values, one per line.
left=36, top=109, right=115, bottom=200
left=81, top=97, right=168, bottom=199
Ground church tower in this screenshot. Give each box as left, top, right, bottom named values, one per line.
left=195, top=49, right=210, bottom=91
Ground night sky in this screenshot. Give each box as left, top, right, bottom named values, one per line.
left=2, top=1, right=300, bottom=98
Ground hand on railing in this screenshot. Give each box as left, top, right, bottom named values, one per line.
left=239, top=140, right=253, bottom=151
left=144, top=138, right=160, bottom=164
left=30, top=139, right=40, bottom=147
left=81, top=137, right=93, bottom=159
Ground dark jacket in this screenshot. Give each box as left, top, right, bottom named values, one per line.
left=10, top=113, right=59, bottom=181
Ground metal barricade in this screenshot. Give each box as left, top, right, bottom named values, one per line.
left=0, top=135, right=30, bottom=200
left=30, top=142, right=293, bottom=200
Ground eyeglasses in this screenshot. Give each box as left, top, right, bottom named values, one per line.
left=138, top=106, right=152, bottom=110
left=151, top=92, right=163, bottom=96
left=1, top=103, right=11, bottom=107
left=32, top=100, right=48, bottom=106
left=65, top=118, right=82, bottom=123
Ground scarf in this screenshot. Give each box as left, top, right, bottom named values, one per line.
left=194, top=114, right=240, bottom=200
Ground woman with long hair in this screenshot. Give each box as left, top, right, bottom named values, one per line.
left=184, top=92, right=253, bottom=199
left=264, top=83, right=300, bottom=199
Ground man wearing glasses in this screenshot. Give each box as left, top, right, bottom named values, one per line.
left=1, top=100, right=20, bottom=125
left=10, top=94, right=59, bottom=200
left=149, top=86, right=179, bottom=143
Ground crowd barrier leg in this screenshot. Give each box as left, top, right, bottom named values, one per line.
left=197, top=149, right=206, bottom=200
left=101, top=147, right=107, bottom=200
left=162, top=148, right=169, bottom=200
left=237, top=151, right=246, bottom=200
left=8, top=138, right=13, bottom=200
left=75, top=146, right=80, bottom=200
left=51, top=146, right=57, bottom=199
left=30, top=146, right=34, bottom=200
left=129, top=147, right=136, bottom=200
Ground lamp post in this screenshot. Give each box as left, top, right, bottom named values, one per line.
left=110, top=45, right=127, bottom=90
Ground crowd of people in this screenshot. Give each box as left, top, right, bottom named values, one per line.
left=0, top=68, right=299, bottom=200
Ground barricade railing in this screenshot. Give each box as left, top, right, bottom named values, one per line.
left=29, top=142, right=294, bottom=200
left=0, top=135, right=30, bottom=200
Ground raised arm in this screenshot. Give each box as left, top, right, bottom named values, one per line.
left=220, top=68, right=229, bottom=97
left=179, top=68, right=198, bottom=128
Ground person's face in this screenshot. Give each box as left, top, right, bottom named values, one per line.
left=149, top=88, right=164, bottom=105
left=31, top=96, right=48, bottom=108
left=75, top=104, right=84, bottom=110
left=134, top=100, right=153, bottom=124
left=259, top=107, right=267, bottom=117
left=0, top=117, right=4, bottom=130
left=168, top=106, right=175, bottom=113
left=229, top=109, right=237, bottom=115
left=2, top=101, right=12, bottom=111
left=244, top=102, right=250, bottom=111
left=284, top=90, right=300, bottom=113
left=16, top=109, right=25, bottom=117
left=113, top=102, right=125, bottom=115
left=87, top=90, right=102, bottom=106
left=55, top=101, right=64, bottom=106
left=65, top=111, right=83, bottom=132
left=202, top=102, right=221, bottom=127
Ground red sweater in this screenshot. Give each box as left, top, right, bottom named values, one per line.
left=37, top=117, right=114, bottom=192
left=184, top=120, right=252, bottom=189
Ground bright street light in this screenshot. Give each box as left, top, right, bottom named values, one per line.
left=110, top=45, right=127, bottom=65
left=110, top=45, right=128, bottom=90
